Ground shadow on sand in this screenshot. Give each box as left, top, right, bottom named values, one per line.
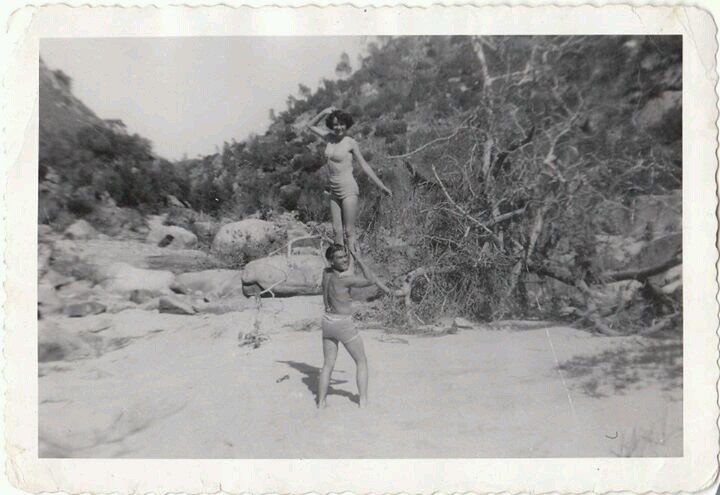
left=277, top=360, right=359, bottom=405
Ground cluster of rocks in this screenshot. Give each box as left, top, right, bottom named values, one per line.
left=37, top=214, right=334, bottom=362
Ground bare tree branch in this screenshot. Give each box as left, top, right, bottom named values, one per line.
left=431, top=164, right=503, bottom=244
left=388, top=114, right=475, bottom=159
left=601, top=256, right=681, bottom=283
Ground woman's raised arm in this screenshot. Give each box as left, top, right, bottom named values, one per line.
left=307, top=106, right=335, bottom=138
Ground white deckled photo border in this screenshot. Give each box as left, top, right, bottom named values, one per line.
left=3, top=2, right=719, bottom=494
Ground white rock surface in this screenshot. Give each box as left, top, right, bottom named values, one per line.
left=171, top=269, right=245, bottom=299
left=99, top=262, right=175, bottom=295
left=64, top=219, right=98, bottom=240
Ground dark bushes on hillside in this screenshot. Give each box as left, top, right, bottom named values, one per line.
left=374, top=119, right=408, bottom=138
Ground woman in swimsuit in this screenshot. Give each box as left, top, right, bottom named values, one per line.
left=307, top=106, right=392, bottom=255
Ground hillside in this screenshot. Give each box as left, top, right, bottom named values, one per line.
left=38, top=36, right=682, bottom=331
left=39, top=58, right=108, bottom=136
left=171, top=36, right=681, bottom=330
left=39, top=58, right=189, bottom=227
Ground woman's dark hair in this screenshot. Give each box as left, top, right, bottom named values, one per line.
left=325, top=243, right=346, bottom=261
left=325, top=110, right=354, bottom=130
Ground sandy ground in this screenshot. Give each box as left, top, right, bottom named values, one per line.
left=39, top=303, right=681, bottom=458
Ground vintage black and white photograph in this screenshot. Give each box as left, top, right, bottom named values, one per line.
left=35, top=34, right=686, bottom=459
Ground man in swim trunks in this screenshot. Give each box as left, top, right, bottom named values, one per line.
left=318, top=243, right=390, bottom=409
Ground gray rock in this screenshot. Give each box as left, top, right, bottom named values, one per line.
left=453, top=317, right=474, bottom=329
left=242, top=254, right=325, bottom=296
left=195, top=296, right=254, bottom=315
left=38, top=282, right=63, bottom=317
left=146, top=224, right=198, bottom=249
left=211, top=219, right=279, bottom=254
left=99, top=262, right=175, bottom=295
left=192, top=221, right=219, bottom=244
left=65, top=301, right=107, bottom=318
left=171, top=269, right=245, bottom=299
left=42, top=269, right=75, bottom=290
left=158, top=296, right=196, bottom=315
left=64, top=219, right=98, bottom=240
left=129, top=289, right=158, bottom=304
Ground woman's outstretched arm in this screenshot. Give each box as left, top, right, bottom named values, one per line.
left=307, top=106, right=335, bottom=138
left=348, top=248, right=393, bottom=296
left=350, top=138, right=392, bottom=196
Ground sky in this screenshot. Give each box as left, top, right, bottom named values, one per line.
left=40, top=37, right=366, bottom=160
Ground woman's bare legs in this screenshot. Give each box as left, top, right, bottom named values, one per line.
left=329, top=198, right=344, bottom=245
left=317, top=338, right=339, bottom=408
left=343, top=336, right=368, bottom=407
left=341, top=195, right=359, bottom=255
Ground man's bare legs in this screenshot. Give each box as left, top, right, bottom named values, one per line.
left=317, top=338, right=338, bottom=408
left=344, top=336, right=368, bottom=407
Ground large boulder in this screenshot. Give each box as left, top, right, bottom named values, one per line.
left=146, top=224, right=198, bottom=249
left=241, top=254, right=325, bottom=296
left=64, top=219, right=97, bottom=240
left=99, top=262, right=175, bottom=295
left=211, top=219, right=280, bottom=255
left=171, top=269, right=245, bottom=299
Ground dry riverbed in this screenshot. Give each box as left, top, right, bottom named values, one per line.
left=39, top=303, right=681, bottom=458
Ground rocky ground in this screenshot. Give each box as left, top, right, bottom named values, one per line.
left=37, top=215, right=683, bottom=458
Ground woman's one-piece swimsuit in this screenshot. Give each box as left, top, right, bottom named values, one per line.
left=325, top=140, right=360, bottom=202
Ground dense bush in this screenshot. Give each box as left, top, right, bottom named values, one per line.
left=374, top=119, right=408, bottom=138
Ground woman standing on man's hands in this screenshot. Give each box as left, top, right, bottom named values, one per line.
left=307, top=106, right=392, bottom=255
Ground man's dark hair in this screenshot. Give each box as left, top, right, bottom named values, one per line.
left=325, top=110, right=354, bottom=130
left=325, top=243, right=346, bottom=261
